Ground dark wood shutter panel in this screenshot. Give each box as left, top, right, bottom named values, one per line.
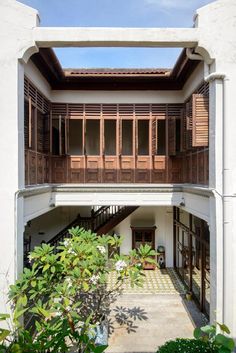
left=180, top=108, right=187, bottom=152
left=68, top=104, right=84, bottom=118
left=51, top=103, right=67, bottom=117
left=168, top=117, right=176, bottom=156
left=135, top=104, right=150, bottom=118
left=85, top=104, right=101, bottom=118
left=119, top=104, right=134, bottom=118
left=24, top=100, right=29, bottom=149
left=43, top=113, right=50, bottom=154
left=152, top=104, right=166, bottom=120
left=102, top=104, right=117, bottom=118
left=185, top=101, right=193, bottom=149
left=37, top=110, right=44, bottom=153
left=192, top=94, right=209, bottom=147
left=152, top=119, right=157, bottom=155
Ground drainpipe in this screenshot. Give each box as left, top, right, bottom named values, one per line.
left=14, top=188, right=24, bottom=281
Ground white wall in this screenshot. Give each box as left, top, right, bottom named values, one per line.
left=113, top=206, right=173, bottom=267
left=182, top=62, right=204, bottom=101
left=51, top=90, right=183, bottom=104
left=26, top=206, right=91, bottom=248
left=24, top=59, right=52, bottom=100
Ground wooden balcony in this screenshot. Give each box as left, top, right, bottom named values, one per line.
left=25, top=149, right=209, bottom=185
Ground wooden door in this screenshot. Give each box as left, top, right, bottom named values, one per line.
left=131, top=227, right=156, bottom=269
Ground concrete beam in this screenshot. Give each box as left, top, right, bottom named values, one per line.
left=33, top=27, right=199, bottom=48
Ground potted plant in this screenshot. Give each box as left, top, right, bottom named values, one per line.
left=0, top=227, right=155, bottom=353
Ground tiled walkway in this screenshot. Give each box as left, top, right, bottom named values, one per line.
left=108, top=268, right=185, bottom=294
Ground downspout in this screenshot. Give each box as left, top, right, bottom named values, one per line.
left=14, top=189, right=24, bottom=281
left=205, top=72, right=226, bottom=325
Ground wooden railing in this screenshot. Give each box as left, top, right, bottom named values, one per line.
left=46, top=206, right=130, bottom=249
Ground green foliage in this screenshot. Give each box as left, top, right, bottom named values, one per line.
left=194, top=322, right=235, bottom=353
left=0, top=227, right=155, bottom=353
left=156, top=338, right=218, bottom=353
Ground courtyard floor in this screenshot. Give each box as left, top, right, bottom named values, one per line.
left=106, top=268, right=207, bottom=353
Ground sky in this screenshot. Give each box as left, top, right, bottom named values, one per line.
left=18, top=0, right=214, bottom=69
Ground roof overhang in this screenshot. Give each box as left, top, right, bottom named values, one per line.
left=31, top=47, right=200, bottom=90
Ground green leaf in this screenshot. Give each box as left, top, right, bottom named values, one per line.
left=42, top=263, right=50, bottom=272
left=83, top=281, right=89, bottom=291
left=51, top=266, right=56, bottom=273
left=0, top=314, right=10, bottom=321
left=217, top=322, right=231, bottom=334
left=201, top=324, right=215, bottom=334
left=215, top=334, right=235, bottom=350
left=13, top=308, right=27, bottom=321
left=38, top=307, right=50, bottom=318
left=193, top=327, right=202, bottom=339
left=0, top=329, right=10, bottom=342
left=92, top=345, right=108, bottom=353
left=31, top=280, right=37, bottom=288
left=11, top=343, right=22, bottom=353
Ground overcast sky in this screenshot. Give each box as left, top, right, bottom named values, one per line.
left=18, top=0, right=214, bottom=68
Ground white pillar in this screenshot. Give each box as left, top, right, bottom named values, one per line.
left=0, top=0, right=38, bottom=314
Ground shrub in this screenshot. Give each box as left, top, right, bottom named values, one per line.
left=0, top=227, right=156, bottom=353
left=156, top=338, right=218, bottom=353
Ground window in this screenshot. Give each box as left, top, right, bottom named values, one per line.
left=104, top=120, right=116, bottom=155
left=52, top=117, right=66, bottom=155
left=138, top=120, right=149, bottom=155
left=86, top=120, right=100, bottom=155
left=157, top=120, right=166, bottom=155
left=122, top=120, right=133, bottom=155
left=69, top=120, right=83, bottom=155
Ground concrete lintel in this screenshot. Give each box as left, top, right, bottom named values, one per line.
left=33, top=27, right=199, bottom=48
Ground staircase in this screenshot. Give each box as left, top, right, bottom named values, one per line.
left=47, top=205, right=138, bottom=247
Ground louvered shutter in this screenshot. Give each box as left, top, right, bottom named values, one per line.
left=186, top=101, right=193, bottom=149
left=102, top=104, right=117, bottom=118
left=168, top=117, right=176, bottom=156
left=180, top=108, right=187, bottom=152
left=192, top=94, right=209, bottom=147
left=152, top=119, right=157, bottom=155
left=43, top=113, right=50, bottom=154
left=24, top=100, right=29, bottom=149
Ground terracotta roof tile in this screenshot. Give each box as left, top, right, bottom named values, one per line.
left=64, top=68, right=171, bottom=77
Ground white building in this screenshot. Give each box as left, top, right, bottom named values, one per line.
left=0, top=0, right=236, bottom=337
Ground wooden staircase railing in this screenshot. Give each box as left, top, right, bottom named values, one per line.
left=45, top=205, right=139, bottom=248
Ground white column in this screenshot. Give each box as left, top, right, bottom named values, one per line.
left=208, top=76, right=224, bottom=323
left=0, top=0, right=38, bottom=314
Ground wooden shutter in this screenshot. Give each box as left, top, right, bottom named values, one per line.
left=37, top=110, right=44, bottom=153
left=102, top=104, right=117, bottom=118
left=180, top=108, right=187, bottom=152
left=152, top=119, right=157, bottom=155
left=43, top=113, right=50, bottom=154
left=192, top=94, right=209, bottom=147
left=24, top=100, right=29, bottom=149
left=168, top=117, right=176, bottom=156
left=186, top=101, right=193, bottom=149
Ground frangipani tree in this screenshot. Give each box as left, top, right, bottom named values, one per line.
left=0, top=227, right=156, bottom=353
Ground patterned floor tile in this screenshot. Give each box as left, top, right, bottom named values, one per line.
left=107, top=268, right=185, bottom=294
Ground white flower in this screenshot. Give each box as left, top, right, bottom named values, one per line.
left=54, top=311, right=61, bottom=317
left=63, top=239, right=71, bottom=247
left=65, top=277, right=73, bottom=288
left=115, top=260, right=127, bottom=271
left=97, top=245, right=106, bottom=254
left=90, top=274, right=100, bottom=285
left=53, top=297, right=61, bottom=304
left=68, top=248, right=76, bottom=255
left=28, top=254, right=33, bottom=263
